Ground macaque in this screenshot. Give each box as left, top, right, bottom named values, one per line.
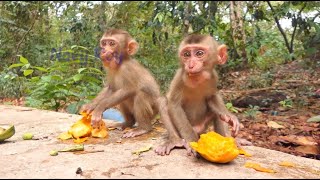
left=80, top=29, right=171, bottom=138
left=155, top=34, right=241, bottom=156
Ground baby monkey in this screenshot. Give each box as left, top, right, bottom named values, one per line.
left=155, top=34, right=242, bottom=156
left=81, top=29, right=171, bottom=138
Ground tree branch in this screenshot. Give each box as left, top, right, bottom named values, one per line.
left=13, top=11, right=37, bottom=62
left=266, top=1, right=292, bottom=55
left=290, top=3, right=307, bottom=56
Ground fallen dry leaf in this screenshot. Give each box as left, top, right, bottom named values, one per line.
left=277, top=135, right=318, bottom=146
left=295, top=145, right=320, bottom=155
left=132, top=144, right=153, bottom=155
left=307, top=115, right=320, bottom=123
left=244, top=162, right=276, bottom=173
left=108, top=127, right=116, bottom=131
left=278, top=161, right=296, bottom=167
left=267, top=121, right=285, bottom=129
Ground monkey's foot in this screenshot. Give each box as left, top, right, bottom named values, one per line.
left=122, top=128, right=150, bottom=138
left=154, top=138, right=197, bottom=157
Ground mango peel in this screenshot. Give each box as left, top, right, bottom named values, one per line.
left=190, top=131, right=240, bottom=163
left=0, top=125, right=15, bottom=142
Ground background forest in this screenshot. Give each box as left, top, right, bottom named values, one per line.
left=0, top=1, right=319, bottom=159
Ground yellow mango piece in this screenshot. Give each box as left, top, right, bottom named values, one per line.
left=239, top=149, right=252, bottom=157
left=92, top=120, right=108, bottom=138
left=245, top=162, right=276, bottom=173
left=190, top=131, right=240, bottom=163
left=68, top=113, right=92, bottom=139
left=279, top=161, right=296, bottom=167
left=58, top=132, right=73, bottom=140
left=74, top=137, right=89, bottom=143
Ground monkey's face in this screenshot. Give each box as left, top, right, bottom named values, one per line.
left=179, top=45, right=210, bottom=76
left=99, top=35, right=124, bottom=68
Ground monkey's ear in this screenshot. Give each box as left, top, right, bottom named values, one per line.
left=128, top=40, right=139, bottom=55
left=217, top=45, right=228, bottom=65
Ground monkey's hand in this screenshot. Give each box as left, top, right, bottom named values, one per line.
left=219, top=114, right=240, bottom=137
left=91, top=109, right=103, bottom=128
left=155, top=138, right=198, bottom=157
left=80, top=102, right=97, bottom=114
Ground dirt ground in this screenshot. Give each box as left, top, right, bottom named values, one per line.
left=0, top=60, right=319, bottom=178
left=219, top=60, right=320, bottom=161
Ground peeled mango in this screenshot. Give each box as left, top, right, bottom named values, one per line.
left=0, top=125, right=15, bottom=142
left=58, top=112, right=108, bottom=143
left=190, top=131, right=240, bottom=163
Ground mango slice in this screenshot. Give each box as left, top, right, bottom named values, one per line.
left=190, top=131, right=240, bottom=163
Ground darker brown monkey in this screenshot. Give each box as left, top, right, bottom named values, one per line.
left=80, top=29, right=171, bottom=138
left=155, top=34, right=242, bottom=156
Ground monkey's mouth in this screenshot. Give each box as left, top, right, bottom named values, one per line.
left=188, top=71, right=201, bottom=76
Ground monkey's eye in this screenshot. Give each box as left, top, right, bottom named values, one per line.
left=109, top=41, right=116, bottom=47
left=101, top=40, right=107, bottom=47
left=195, top=50, right=205, bottom=57
left=183, top=51, right=191, bottom=58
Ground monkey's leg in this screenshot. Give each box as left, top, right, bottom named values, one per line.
left=109, top=104, right=136, bottom=130
left=122, top=92, right=153, bottom=138
left=154, top=97, right=187, bottom=156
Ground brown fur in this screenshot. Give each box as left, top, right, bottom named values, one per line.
left=80, top=29, right=170, bottom=138
left=155, top=34, right=240, bottom=156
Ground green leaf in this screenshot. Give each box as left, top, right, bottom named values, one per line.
left=307, top=115, right=320, bottom=123
left=66, top=103, right=78, bottom=114
left=19, top=56, right=29, bottom=64
left=9, top=63, right=24, bottom=69
left=77, top=68, right=87, bottom=74
left=72, top=74, right=84, bottom=82
left=51, top=75, right=63, bottom=80
left=34, top=66, right=48, bottom=72
left=23, top=69, right=34, bottom=76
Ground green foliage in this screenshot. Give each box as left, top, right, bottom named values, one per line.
left=226, top=102, right=239, bottom=113
left=279, top=98, right=293, bottom=108
left=1, top=1, right=320, bottom=113
left=244, top=105, right=260, bottom=119
left=9, top=54, right=103, bottom=112
left=246, top=71, right=275, bottom=89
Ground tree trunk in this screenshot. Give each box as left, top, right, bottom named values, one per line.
left=230, top=1, right=247, bottom=67
left=183, top=1, right=192, bottom=37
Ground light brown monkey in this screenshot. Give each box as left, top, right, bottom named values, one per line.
left=80, top=29, right=172, bottom=138
left=155, top=34, right=241, bottom=156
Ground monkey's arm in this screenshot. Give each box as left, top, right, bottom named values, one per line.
left=95, top=88, right=135, bottom=113
left=80, top=85, right=112, bottom=113
left=207, top=92, right=240, bottom=137
left=169, top=101, right=199, bottom=142
left=91, top=88, right=136, bottom=124
left=156, top=97, right=180, bottom=139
